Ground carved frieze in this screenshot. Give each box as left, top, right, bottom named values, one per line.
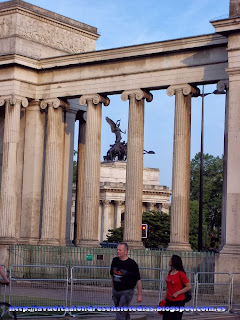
left=0, top=11, right=96, bottom=54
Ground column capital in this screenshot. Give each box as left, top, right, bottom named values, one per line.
left=0, top=95, right=28, bottom=108
left=162, top=203, right=170, bottom=209
left=79, top=94, right=110, bottom=107
left=167, top=84, right=198, bottom=97
left=40, top=98, right=69, bottom=110
left=121, top=89, right=153, bottom=102
left=217, top=79, right=229, bottom=91
left=102, top=200, right=111, bottom=206
left=115, top=200, right=124, bottom=206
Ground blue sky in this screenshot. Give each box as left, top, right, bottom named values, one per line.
left=4, top=0, right=230, bottom=188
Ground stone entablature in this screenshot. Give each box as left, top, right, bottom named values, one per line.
left=100, top=161, right=160, bottom=185
left=0, top=0, right=99, bottom=59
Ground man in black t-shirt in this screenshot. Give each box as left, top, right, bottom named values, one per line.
left=110, top=242, right=142, bottom=320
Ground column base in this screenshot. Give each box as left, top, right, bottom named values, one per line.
left=0, top=245, right=11, bottom=267
left=0, top=237, right=18, bottom=245
left=215, top=246, right=240, bottom=274
left=167, top=242, right=192, bottom=251
left=17, top=238, right=39, bottom=245
left=78, top=239, right=100, bottom=248
left=219, top=244, right=240, bottom=255
left=38, top=239, right=60, bottom=246
left=65, top=239, right=74, bottom=246
left=125, top=241, right=144, bottom=249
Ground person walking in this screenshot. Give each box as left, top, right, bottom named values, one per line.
left=163, top=254, right=191, bottom=320
left=110, top=242, right=142, bottom=320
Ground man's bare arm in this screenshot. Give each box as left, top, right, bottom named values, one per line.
left=136, top=280, right=142, bottom=303
left=0, top=266, right=9, bottom=284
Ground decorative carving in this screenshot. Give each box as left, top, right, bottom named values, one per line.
left=40, top=98, right=69, bottom=110
left=0, top=12, right=96, bottom=55
left=217, top=80, right=229, bottom=92
left=0, top=14, right=15, bottom=37
left=148, top=202, right=156, bottom=211
left=102, top=200, right=111, bottom=206
left=79, top=94, right=110, bottom=107
left=121, top=89, right=153, bottom=102
left=167, top=84, right=198, bottom=97
left=162, top=203, right=170, bottom=209
left=115, top=201, right=124, bottom=206
left=0, top=95, right=28, bottom=108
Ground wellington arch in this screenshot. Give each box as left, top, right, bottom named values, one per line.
left=0, top=0, right=239, bottom=274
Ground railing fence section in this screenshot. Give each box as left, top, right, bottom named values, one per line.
left=8, top=245, right=216, bottom=274
left=231, top=273, right=240, bottom=312
left=195, top=272, right=232, bottom=311
left=9, top=265, right=68, bottom=318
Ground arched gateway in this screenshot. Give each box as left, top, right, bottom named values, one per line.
left=0, top=0, right=239, bottom=274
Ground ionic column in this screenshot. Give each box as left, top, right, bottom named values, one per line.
left=148, top=202, right=155, bottom=212
left=220, top=71, right=240, bottom=255
left=102, top=200, right=112, bottom=241
left=78, top=94, right=110, bottom=247
left=16, top=107, right=26, bottom=240
left=121, top=89, right=153, bottom=248
left=75, top=111, right=86, bottom=246
left=217, top=80, right=229, bottom=251
left=60, top=108, right=77, bottom=246
left=167, top=84, right=197, bottom=251
left=0, top=95, right=28, bottom=243
left=0, top=105, right=4, bottom=190
left=115, top=200, right=123, bottom=228
left=162, top=203, right=170, bottom=214
left=20, top=100, right=45, bottom=244
left=39, top=98, right=69, bottom=245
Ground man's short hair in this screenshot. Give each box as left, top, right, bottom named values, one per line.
left=118, top=242, right=128, bottom=251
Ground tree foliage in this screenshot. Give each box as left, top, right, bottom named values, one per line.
left=73, top=160, right=77, bottom=183
left=190, top=152, right=223, bottom=248
left=105, top=227, right=123, bottom=243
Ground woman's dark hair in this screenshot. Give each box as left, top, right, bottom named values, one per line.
left=170, top=254, right=186, bottom=274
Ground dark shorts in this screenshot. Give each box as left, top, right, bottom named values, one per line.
left=162, top=299, right=185, bottom=320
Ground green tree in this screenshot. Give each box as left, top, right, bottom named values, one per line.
left=73, top=160, right=77, bottom=183
left=106, top=227, right=123, bottom=243
left=190, top=152, right=223, bottom=247
left=106, top=211, right=170, bottom=248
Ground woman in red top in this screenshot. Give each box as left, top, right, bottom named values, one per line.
left=163, top=255, right=191, bottom=320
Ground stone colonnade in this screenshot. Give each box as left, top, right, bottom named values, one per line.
left=0, top=97, right=77, bottom=249
left=0, top=82, right=228, bottom=250
left=73, top=85, right=209, bottom=249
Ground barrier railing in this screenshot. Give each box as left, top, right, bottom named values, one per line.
left=195, top=272, right=231, bottom=311
left=9, top=265, right=68, bottom=318
left=9, top=244, right=215, bottom=274
left=69, top=265, right=162, bottom=317
left=231, top=273, right=240, bottom=312
left=4, top=264, right=240, bottom=317
left=0, top=265, right=7, bottom=303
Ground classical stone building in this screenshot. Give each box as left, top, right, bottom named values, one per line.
left=0, top=0, right=239, bottom=274
left=70, top=162, right=171, bottom=241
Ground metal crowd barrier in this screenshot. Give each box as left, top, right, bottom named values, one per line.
left=9, top=265, right=68, bottom=318
left=195, top=272, right=231, bottom=311
left=231, top=273, right=240, bottom=312
left=69, top=265, right=162, bottom=317
left=0, top=264, right=7, bottom=303
left=4, top=264, right=240, bottom=317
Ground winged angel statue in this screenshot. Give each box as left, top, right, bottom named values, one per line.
left=105, top=117, right=126, bottom=144
left=104, top=117, right=127, bottom=161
